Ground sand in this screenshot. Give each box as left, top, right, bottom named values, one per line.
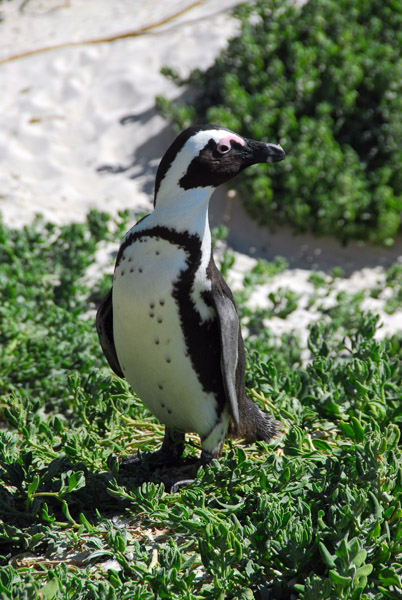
left=0, top=0, right=240, bottom=225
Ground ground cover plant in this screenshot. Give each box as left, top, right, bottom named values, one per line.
left=1, top=212, right=402, bottom=599
left=157, top=0, right=402, bottom=246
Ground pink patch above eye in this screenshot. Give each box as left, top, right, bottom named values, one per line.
left=217, top=134, right=245, bottom=149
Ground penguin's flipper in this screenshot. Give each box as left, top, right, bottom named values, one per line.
left=211, top=289, right=240, bottom=426
left=96, top=287, right=124, bottom=378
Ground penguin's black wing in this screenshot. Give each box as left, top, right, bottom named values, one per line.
left=209, top=265, right=240, bottom=427
left=96, top=287, right=124, bottom=378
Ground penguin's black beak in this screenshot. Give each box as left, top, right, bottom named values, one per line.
left=265, top=142, right=286, bottom=163
left=245, top=139, right=286, bottom=164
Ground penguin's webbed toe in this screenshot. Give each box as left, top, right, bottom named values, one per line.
left=119, top=452, right=143, bottom=470
left=120, top=448, right=186, bottom=471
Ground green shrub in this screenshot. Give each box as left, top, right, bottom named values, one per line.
left=157, top=0, right=402, bottom=245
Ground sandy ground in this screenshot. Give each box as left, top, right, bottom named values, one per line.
left=1, top=0, right=402, bottom=341
left=0, top=0, right=240, bottom=225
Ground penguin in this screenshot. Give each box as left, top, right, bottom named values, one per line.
left=96, top=124, right=285, bottom=467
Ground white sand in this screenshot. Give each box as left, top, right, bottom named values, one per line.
left=0, top=0, right=240, bottom=225
left=1, top=0, right=402, bottom=342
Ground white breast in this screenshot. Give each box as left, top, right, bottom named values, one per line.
left=112, top=235, right=222, bottom=438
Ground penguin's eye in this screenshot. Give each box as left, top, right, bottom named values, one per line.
left=217, top=142, right=231, bottom=155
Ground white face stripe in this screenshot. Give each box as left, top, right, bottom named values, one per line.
left=187, top=129, right=245, bottom=153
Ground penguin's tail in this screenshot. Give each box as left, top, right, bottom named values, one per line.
left=227, top=397, right=278, bottom=443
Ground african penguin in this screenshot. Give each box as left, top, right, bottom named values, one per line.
left=96, top=124, right=285, bottom=467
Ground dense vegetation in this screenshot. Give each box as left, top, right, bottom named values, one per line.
left=0, top=212, right=402, bottom=598
left=157, top=0, right=402, bottom=246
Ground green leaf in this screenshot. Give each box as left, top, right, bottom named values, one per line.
left=61, top=500, right=77, bottom=525
left=329, top=570, right=352, bottom=587
left=339, top=421, right=355, bottom=439
left=79, top=512, right=94, bottom=532
left=319, top=541, right=336, bottom=568
left=351, top=417, right=365, bottom=443
left=378, top=568, right=402, bottom=587
left=27, top=474, right=39, bottom=497
left=352, top=548, right=367, bottom=568
left=67, top=471, right=86, bottom=493
left=369, top=521, right=382, bottom=539
left=368, top=491, right=382, bottom=520
left=40, top=578, right=59, bottom=600
left=356, top=564, right=373, bottom=577
left=312, top=439, right=333, bottom=453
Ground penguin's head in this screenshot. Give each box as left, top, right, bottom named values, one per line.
left=154, top=124, right=285, bottom=206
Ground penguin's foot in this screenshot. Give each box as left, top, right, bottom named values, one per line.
left=166, top=445, right=223, bottom=491
left=120, top=427, right=186, bottom=470
left=119, top=452, right=143, bottom=470
left=200, top=442, right=223, bottom=465
left=169, top=478, right=196, bottom=493
left=119, top=451, right=200, bottom=493
left=119, top=449, right=179, bottom=470
left=161, top=460, right=201, bottom=493
left=200, top=450, right=214, bottom=465
left=118, top=429, right=221, bottom=491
